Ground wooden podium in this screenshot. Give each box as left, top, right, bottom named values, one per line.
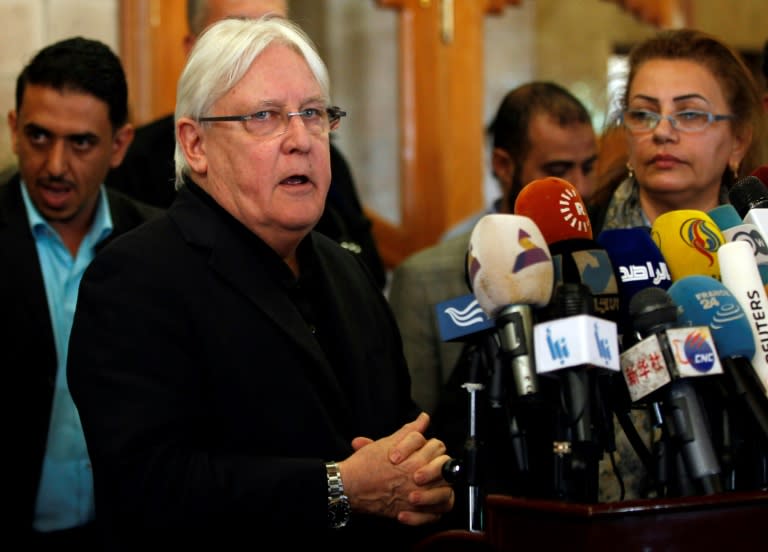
left=416, top=491, right=768, bottom=551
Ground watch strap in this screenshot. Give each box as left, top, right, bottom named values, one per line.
left=325, top=461, right=345, bottom=498
left=325, top=461, right=351, bottom=529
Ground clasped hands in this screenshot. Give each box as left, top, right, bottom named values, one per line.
left=338, top=412, right=455, bottom=526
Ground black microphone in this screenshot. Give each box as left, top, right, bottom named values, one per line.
left=623, top=287, right=723, bottom=496
left=533, top=282, right=620, bottom=502
left=729, top=176, right=768, bottom=247
left=597, top=226, right=673, bottom=350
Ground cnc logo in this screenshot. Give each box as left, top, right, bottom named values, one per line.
left=676, top=329, right=717, bottom=373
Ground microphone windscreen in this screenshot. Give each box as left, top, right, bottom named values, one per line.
left=628, top=286, right=678, bottom=336
left=467, top=214, right=554, bottom=317
left=668, top=275, right=756, bottom=360
left=597, top=227, right=672, bottom=301
left=547, top=238, right=620, bottom=323
left=709, top=203, right=768, bottom=270
left=513, top=176, right=592, bottom=244
left=708, top=204, right=743, bottom=231
left=718, top=240, right=768, bottom=391
left=729, top=175, right=768, bottom=216
left=650, top=209, right=725, bottom=281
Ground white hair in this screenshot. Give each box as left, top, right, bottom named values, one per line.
left=174, top=16, right=330, bottom=188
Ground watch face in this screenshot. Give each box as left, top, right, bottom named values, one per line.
left=328, top=496, right=351, bottom=529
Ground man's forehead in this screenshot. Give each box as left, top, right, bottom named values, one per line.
left=20, top=85, right=110, bottom=126
left=527, top=113, right=596, bottom=158
left=215, top=45, right=323, bottom=107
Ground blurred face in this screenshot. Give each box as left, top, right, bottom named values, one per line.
left=184, top=0, right=288, bottom=53
left=493, top=112, right=597, bottom=211
left=625, top=58, right=749, bottom=219
left=206, top=0, right=287, bottom=23
left=177, top=44, right=332, bottom=256
left=8, top=84, right=132, bottom=230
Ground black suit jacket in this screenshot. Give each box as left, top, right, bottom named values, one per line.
left=106, top=114, right=387, bottom=288
left=67, top=183, right=430, bottom=549
left=0, top=175, right=162, bottom=535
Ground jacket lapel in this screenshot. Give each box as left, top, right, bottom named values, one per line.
left=169, top=185, right=335, bottom=373
left=0, top=177, right=57, bottom=370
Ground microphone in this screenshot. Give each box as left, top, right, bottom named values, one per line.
left=514, top=177, right=620, bottom=325
left=597, top=226, right=672, bottom=347
left=467, top=213, right=554, bottom=398
left=669, top=276, right=768, bottom=434
left=729, top=175, right=768, bottom=248
left=515, top=178, right=619, bottom=501
left=731, top=174, right=768, bottom=211
left=669, top=275, right=768, bottom=490
left=717, top=240, right=768, bottom=397
left=709, top=204, right=768, bottom=279
left=533, top=282, right=620, bottom=502
left=464, top=213, right=556, bottom=505
left=622, top=287, right=724, bottom=496
left=650, top=209, right=725, bottom=281
left=534, top=284, right=620, bottom=377
left=513, top=176, right=592, bottom=243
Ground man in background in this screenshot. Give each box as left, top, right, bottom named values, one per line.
left=1, top=36, right=161, bottom=548
left=107, top=0, right=387, bottom=289
left=388, top=81, right=597, bottom=416
left=441, top=83, right=597, bottom=241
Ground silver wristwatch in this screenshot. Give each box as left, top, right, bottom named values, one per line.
left=325, top=461, right=351, bottom=529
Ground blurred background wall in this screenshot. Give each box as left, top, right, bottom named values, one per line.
left=0, top=0, right=764, bottom=254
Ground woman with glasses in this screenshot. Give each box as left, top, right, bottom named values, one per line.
left=591, top=28, right=765, bottom=233
left=588, top=25, right=768, bottom=512
left=66, top=16, right=454, bottom=549
left=589, top=28, right=765, bottom=505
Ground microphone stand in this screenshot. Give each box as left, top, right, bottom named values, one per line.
left=442, top=335, right=490, bottom=533
left=548, top=283, right=602, bottom=503
left=629, top=288, right=723, bottom=497
left=461, top=376, right=484, bottom=533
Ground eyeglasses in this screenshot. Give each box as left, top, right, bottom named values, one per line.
left=621, top=109, right=734, bottom=133
left=198, top=106, right=346, bottom=138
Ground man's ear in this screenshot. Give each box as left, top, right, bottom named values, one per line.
left=491, top=147, right=516, bottom=193
left=177, top=117, right=208, bottom=175
left=109, top=123, right=135, bottom=168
